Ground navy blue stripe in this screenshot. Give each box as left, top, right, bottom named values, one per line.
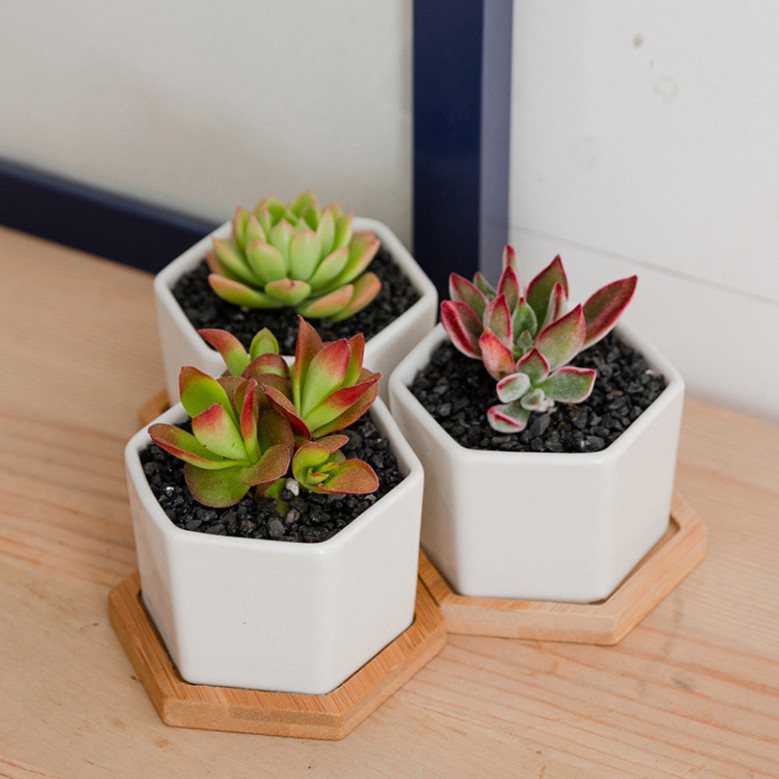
left=0, top=158, right=217, bottom=272
left=413, top=0, right=513, bottom=298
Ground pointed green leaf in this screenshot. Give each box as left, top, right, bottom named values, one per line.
left=292, top=316, right=324, bottom=406
left=289, top=228, right=322, bottom=281
left=232, top=206, right=251, bottom=251
left=300, top=339, right=350, bottom=417
left=307, top=247, right=349, bottom=291
left=148, top=424, right=234, bottom=469
left=198, top=329, right=250, bottom=376
left=473, top=271, right=496, bottom=297
left=329, top=272, right=381, bottom=321
left=249, top=327, right=280, bottom=360
left=245, top=240, right=287, bottom=284
left=269, top=219, right=295, bottom=262
left=244, top=213, right=267, bottom=246
left=305, top=375, right=380, bottom=438
left=333, top=212, right=354, bottom=250
left=212, top=238, right=260, bottom=286
left=483, top=294, right=513, bottom=349
left=208, top=274, right=284, bottom=309
left=289, top=189, right=317, bottom=218
left=511, top=298, right=539, bottom=342
left=316, top=207, right=336, bottom=257
left=318, top=459, right=378, bottom=495
left=179, top=366, right=235, bottom=421
left=192, top=403, right=248, bottom=461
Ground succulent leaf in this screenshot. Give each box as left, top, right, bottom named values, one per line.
left=198, top=329, right=250, bottom=376
left=487, top=402, right=531, bottom=433
left=306, top=246, right=349, bottom=291
left=300, top=339, right=351, bottom=416
left=538, top=367, right=597, bottom=403
left=289, top=228, right=322, bottom=281
left=191, top=402, right=249, bottom=461
left=535, top=305, right=586, bottom=372
left=440, top=300, right=482, bottom=358
left=238, top=443, right=291, bottom=487
left=329, top=272, right=381, bottom=322
left=295, top=284, right=353, bottom=319
left=303, top=374, right=379, bottom=438
left=582, top=276, right=637, bottom=349
left=449, top=273, right=488, bottom=320
left=479, top=328, right=515, bottom=381
left=179, top=367, right=235, bottom=421
left=496, top=372, right=531, bottom=403
left=515, top=348, right=550, bottom=384
left=264, top=278, right=312, bottom=306
left=526, top=255, right=568, bottom=326
left=245, top=240, right=287, bottom=284
left=483, top=295, right=513, bottom=349
left=249, top=328, right=279, bottom=360
left=148, top=424, right=234, bottom=470
left=212, top=239, right=259, bottom=286
left=497, top=265, right=521, bottom=311
left=208, top=274, right=284, bottom=308
left=184, top=463, right=252, bottom=507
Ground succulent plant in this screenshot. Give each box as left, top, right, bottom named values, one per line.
left=148, top=370, right=292, bottom=507
left=148, top=319, right=382, bottom=509
left=206, top=190, right=382, bottom=321
left=291, top=435, right=378, bottom=495
left=200, top=316, right=381, bottom=441
left=440, top=247, right=637, bottom=433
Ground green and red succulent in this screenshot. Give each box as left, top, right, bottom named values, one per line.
left=206, top=190, right=382, bottom=321
left=149, top=318, right=381, bottom=508
left=440, top=247, right=637, bottom=433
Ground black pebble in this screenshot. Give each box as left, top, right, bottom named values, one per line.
left=409, top=332, right=667, bottom=454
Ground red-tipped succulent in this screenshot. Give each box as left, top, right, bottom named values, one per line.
left=206, top=190, right=382, bottom=321
left=440, top=247, right=637, bottom=433
left=201, top=316, right=381, bottom=442
left=152, top=318, right=382, bottom=507
left=149, top=370, right=292, bottom=507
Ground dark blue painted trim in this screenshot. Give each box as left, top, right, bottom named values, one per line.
left=413, top=0, right=513, bottom=299
left=0, top=158, right=218, bottom=273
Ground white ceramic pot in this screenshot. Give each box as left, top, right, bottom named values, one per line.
left=124, top=398, right=424, bottom=694
left=154, top=218, right=438, bottom=404
left=389, top=323, right=684, bottom=604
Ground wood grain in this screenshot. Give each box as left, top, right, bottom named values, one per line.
left=1, top=226, right=777, bottom=777
left=420, top=492, right=707, bottom=644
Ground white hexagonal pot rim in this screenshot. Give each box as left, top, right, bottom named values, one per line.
left=125, top=396, right=424, bottom=559
left=389, top=321, right=685, bottom=465
left=153, top=216, right=438, bottom=364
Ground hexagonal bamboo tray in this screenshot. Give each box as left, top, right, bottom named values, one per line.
left=109, top=574, right=446, bottom=739
left=418, top=491, right=706, bottom=644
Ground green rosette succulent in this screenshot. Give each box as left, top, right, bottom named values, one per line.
left=206, top=190, right=382, bottom=321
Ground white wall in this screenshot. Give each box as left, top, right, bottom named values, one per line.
left=0, top=0, right=413, bottom=243
left=509, top=0, right=779, bottom=421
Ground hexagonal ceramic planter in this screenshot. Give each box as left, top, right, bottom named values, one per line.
left=154, top=217, right=437, bottom=404
left=124, top=398, right=424, bottom=694
left=389, top=322, right=684, bottom=604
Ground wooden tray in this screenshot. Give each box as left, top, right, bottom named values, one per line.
left=108, top=574, right=447, bottom=739
left=418, top=491, right=707, bottom=644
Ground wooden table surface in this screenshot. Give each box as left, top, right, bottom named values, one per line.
left=1, top=226, right=777, bottom=778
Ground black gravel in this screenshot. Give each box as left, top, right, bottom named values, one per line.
left=171, top=245, right=420, bottom=353
left=140, top=413, right=405, bottom=543
left=409, top=332, right=667, bottom=453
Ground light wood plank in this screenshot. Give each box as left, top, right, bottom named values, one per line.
left=0, top=227, right=777, bottom=776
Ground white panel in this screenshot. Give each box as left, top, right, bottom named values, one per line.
left=510, top=0, right=779, bottom=303
left=509, top=226, right=779, bottom=422
left=0, top=1, right=412, bottom=242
